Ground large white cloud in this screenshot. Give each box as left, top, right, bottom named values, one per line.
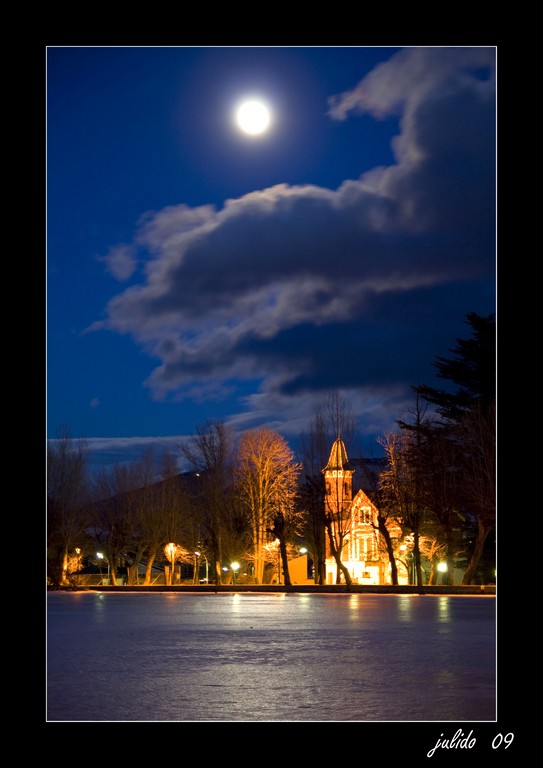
left=91, top=47, right=496, bottom=438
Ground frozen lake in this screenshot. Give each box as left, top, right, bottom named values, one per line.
left=47, top=591, right=496, bottom=722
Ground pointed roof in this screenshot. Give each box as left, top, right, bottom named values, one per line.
left=323, top=436, right=354, bottom=473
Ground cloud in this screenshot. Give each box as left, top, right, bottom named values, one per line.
left=327, top=46, right=495, bottom=122
left=91, top=47, right=496, bottom=440
left=75, top=435, right=189, bottom=474
left=97, top=244, right=138, bottom=281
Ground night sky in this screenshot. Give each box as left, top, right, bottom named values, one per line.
left=47, top=46, right=496, bottom=471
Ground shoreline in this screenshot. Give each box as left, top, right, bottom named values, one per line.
left=49, top=583, right=496, bottom=595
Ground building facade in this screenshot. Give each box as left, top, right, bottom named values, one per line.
left=323, top=436, right=405, bottom=585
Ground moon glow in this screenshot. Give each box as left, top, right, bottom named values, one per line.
left=236, top=100, right=271, bottom=135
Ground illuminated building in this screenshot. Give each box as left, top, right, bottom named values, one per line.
left=323, top=436, right=403, bottom=585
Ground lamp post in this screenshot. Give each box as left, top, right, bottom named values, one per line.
left=165, top=542, right=176, bottom=585
left=299, top=547, right=309, bottom=581
left=399, top=544, right=410, bottom=585
left=195, top=551, right=209, bottom=583
left=275, top=538, right=281, bottom=585
left=231, top=561, right=240, bottom=585
left=97, top=552, right=109, bottom=584
left=193, top=551, right=200, bottom=584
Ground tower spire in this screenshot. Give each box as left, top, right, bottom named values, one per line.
left=323, top=435, right=353, bottom=473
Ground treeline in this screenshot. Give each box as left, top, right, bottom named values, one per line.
left=47, top=312, right=496, bottom=588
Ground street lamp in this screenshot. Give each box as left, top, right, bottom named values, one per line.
left=399, top=544, right=412, bottom=584
left=97, top=552, right=110, bottom=584
left=231, top=561, right=240, bottom=585
left=165, top=542, right=176, bottom=585
left=275, top=538, right=281, bottom=585
left=299, top=547, right=309, bottom=581
left=195, top=551, right=209, bottom=583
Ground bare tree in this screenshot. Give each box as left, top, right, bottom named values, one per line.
left=296, top=473, right=326, bottom=585
left=298, top=409, right=328, bottom=585
left=152, top=451, right=199, bottom=583
left=379, top=431, right=426, bottom=588
left=299, top=393, right=357, bottom=585
left=323, top=436, right=354, bottom=586
left=47, top=427, right=90, bottom=586
left=356, top=461, right=401, bottom=585
left=419, top=534, right=448, bottom=585
left=183, top=420, right=236, bottom=584
left=266, top=487, right=307, bottom=587
left=417, top=426, right=464, bottom=585
left=128, top=449, right=172, bottom=585
left=323, top=394, right=357, bottom=586
left=397, top=392, right=490, bottom=585
left=458, top=401, right=496, bottom=584
left=121, top=448, right=158, bottom=585
left=234, top=428, right=301, bottom=584
left=412, top=312, right=496, bottom=584
left=89, top=463, right=140, bottom=585
left=86, top=449, right=198, bottom=586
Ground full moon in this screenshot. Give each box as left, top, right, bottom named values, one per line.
left=236, top=100, right=271, bottom=135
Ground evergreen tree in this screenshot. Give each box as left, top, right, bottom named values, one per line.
left=414, top=312, right=496, bottom=424
left=410, top=312, right=496, bottom=584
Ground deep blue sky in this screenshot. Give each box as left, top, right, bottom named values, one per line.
left=47, top=46, right=496, bottom=472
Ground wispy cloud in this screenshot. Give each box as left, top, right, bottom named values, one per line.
left=97, top=244, right=138, bottom=281
left=59, top=435, right=190, bottom=473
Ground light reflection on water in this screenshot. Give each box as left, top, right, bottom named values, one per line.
left=47, top=592, right=495, bottom=723
left=438, top=595, right=451, bottom=621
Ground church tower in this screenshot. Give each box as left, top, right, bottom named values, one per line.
left=323, top=436, right=354, bottom=514
left=322, top=435, right=403, bottom=586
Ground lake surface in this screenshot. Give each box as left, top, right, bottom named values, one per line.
left=47, top=591, right=496, bottom=722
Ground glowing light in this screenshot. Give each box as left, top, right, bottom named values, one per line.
left=165, top=543, right=177, bottom=586
left=230, top=561, right=240, bottom=585
left=236, top=100, right=271, bottom=135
